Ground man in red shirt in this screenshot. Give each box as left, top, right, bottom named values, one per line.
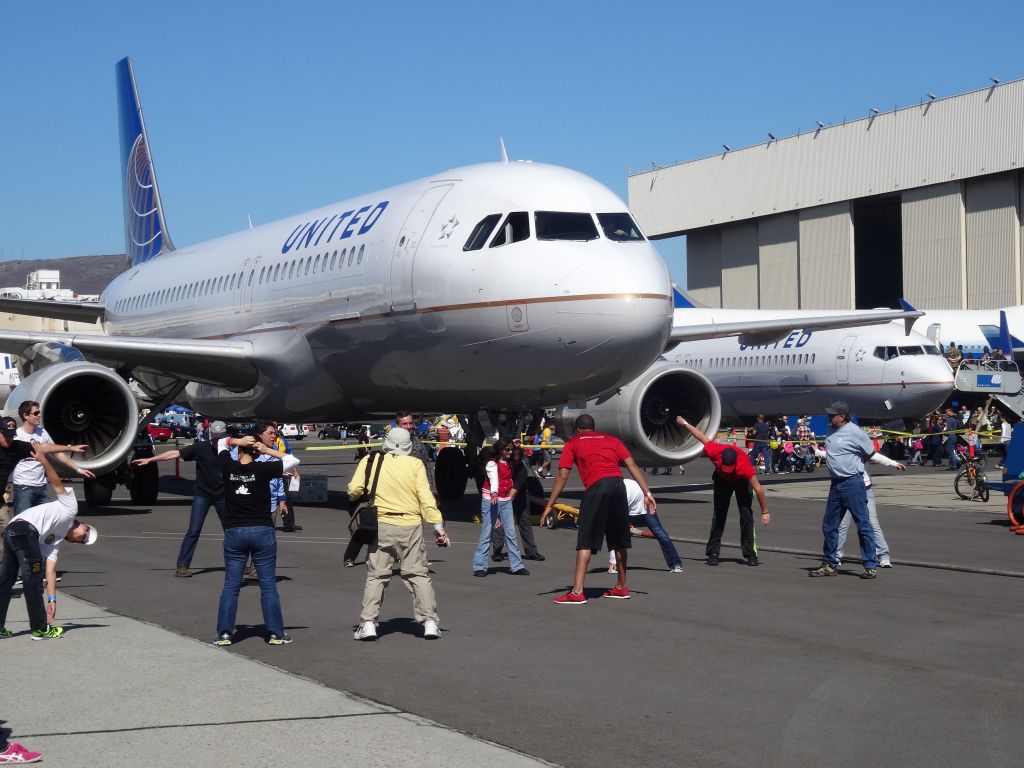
left=676, top=416, right=770, bottom=566
left=541, top=414, right=655, bottom=604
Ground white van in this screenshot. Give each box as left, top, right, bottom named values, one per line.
left=279, top=423, right=308, bottom=441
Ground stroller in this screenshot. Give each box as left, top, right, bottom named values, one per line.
left=792, top=442, right=817, bottom=472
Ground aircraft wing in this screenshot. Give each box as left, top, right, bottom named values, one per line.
left=0, top=297, right=106, bottom=324
left=668, top=309, right=924, bottom=347
left=0, top=330, right=258, bottom=390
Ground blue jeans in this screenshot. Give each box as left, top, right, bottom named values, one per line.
left=473, top=498, right=524, bottom=572
left=177, top=494, right=226, bottom=568
left=837, top=486, right=890, bottom=566
left=822, top=475, right=877, bottom=569
left=748, top=444, right=772, bottom=472
left=635, top=513, right=682, bottom=568
left=12, top=484, right=49, bottom=516
left=217, top=526, right=284, bottom=637
left=0, top=521, right=48, bottom=632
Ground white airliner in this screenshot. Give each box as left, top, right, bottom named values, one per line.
left=555, top=301, right=952, bottom=466
left=0, top=58, right=916, bottom=503
left=899, top=299, right=1024, bottom=359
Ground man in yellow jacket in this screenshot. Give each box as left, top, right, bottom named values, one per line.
left=349, top=427, right=450, bottom=641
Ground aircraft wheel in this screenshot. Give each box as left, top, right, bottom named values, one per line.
left=129, top=463, right=159, bottom=505
left=435, top=447, right=468, bottom=500
left=84, top=475, right=115, bottom=507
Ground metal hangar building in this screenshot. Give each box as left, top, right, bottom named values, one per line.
left=628, top=79, right=1024, bottom=311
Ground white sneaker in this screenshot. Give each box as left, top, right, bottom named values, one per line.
left=607, top=565, right=618, bottom=574
left=880, top=560, right=893, bottom=568
left=353, top=620, right=377, bottom=641
left=669, top=565, right=684, bottom=573
left=422, top=619, right=440, bottom=639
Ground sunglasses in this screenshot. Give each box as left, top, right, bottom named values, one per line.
left=28, top=410, right=41, bottom=416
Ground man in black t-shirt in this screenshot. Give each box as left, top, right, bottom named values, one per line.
left=132, top=420, right=229, bottom=577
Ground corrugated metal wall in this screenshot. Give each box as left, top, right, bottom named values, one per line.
left=1020, top=173, right=1024, bottom=299
left=630, top=79, right=1024, bottom=237
left=686, top=228, right=722, bottom=307
left=720, top=222, right=759, bottom=307
left=797, top=202, right=854, bottom=308
left=964, top=174, right=1021, bottom=308
left=901, top=182, right=966, bottom=307
left=757, top=213, right=799, bottom=308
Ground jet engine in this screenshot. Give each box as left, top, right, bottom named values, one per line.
left=4, top=358, right=139, bottom=475
left=554, top=362, right=721, bottom=466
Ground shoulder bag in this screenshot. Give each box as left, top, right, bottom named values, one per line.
left=348, top=452, right=385, bottom=532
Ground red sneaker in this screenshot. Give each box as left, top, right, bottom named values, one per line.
left=602, top=586, right=631, bottom=599
left=0, top=742, right=43, bottom=763
left=553, top=590, right=587, bottom=605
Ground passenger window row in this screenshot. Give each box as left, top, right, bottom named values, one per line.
left=685, top=353, right=818, bottom=370
left=112, top=244, right=367, bottom=314
left=463, top=211, right=645, bottom=251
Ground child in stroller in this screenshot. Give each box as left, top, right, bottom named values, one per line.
left=792, top=441, right=817, bottom=472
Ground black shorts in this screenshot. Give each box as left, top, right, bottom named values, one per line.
left=576, top=476, right=630, bottom=553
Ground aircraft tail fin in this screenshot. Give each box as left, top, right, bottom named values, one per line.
left=998, top=310, right=1013, bottom=355
left=116, top=57, right=174, bottom=266
left=672, top=283, right=702, bottom=309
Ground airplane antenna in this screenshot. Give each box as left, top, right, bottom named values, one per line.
left=499, top=137, right=509, bottom=165
left=247, top=214, right=254, bottom=229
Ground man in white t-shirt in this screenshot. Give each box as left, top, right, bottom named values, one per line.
left=12, top=400, right=93, bottom=515
left=607, top=478, right=683, bottom=573
left=0, top=445, right=98, bottom=640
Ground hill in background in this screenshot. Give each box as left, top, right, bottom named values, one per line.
left=0, top=254, right=128, bottom=295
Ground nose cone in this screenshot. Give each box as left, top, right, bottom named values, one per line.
left=896, top=354, right=955, bottom=416
left=553, top=241, right=672, bottom=398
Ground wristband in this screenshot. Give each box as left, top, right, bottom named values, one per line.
left=47, top=595, right=56, bottom=603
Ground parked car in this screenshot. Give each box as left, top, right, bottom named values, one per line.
left=147, top=423, right=172, bottom=442
left=279, top=423, right=308, bottom=441
left=317, top=424, right=347, bottom=440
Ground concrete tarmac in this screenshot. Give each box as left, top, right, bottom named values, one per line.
left=5, top=442, right=1024, bottom=768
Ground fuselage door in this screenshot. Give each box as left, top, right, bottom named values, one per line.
left=232, top=257, right=250, bottom=314
left=835, top=334, right=856, bottom=383
left=926, top=323, right=941, bottom=347
left=244, top=256, right=261, bottom=312
left=390, top=184, right=453, bottom=312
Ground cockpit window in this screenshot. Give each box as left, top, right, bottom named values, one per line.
left=898, top=346, right=924, bottom=355
left=924, top=345, right=942, bottom=355
left=597, top=213, right=645, bottom=241
left=535, top=212, right=599, bottom=242
left=464, top=214, right=502, bottom=251
left=490, top=212, right=530, bottom=247
left=873, top=346, right=899, bottom=360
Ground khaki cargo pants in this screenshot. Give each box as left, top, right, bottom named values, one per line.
left=360, top=521, right=438, bottom=624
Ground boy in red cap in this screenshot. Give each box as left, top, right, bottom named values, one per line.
left=676, top=416, right=770, bottom=566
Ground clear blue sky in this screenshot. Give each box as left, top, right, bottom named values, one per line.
left=2, top=1, right=1021, bottom=287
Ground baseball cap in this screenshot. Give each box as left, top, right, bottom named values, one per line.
left=824, top=401, right=851, bottom=417
left=83, top=524, right=99, bottom=545
left=718, top=446, right=738, bottom=474
left=209, top=420, right=227, bottom=439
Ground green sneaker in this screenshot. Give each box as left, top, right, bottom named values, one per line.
left=213, top=632, right=233, bottom=646
left=267, top=633, right=293, bottom=645
left=30, top=625, right=64, bottom=640
left=0, top=627, right=12, bottom=639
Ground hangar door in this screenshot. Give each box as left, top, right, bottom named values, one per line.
left=390, top=184, right=453, bottom=312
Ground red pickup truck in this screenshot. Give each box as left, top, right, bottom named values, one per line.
left=147, top=423, right=172, bottom=442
